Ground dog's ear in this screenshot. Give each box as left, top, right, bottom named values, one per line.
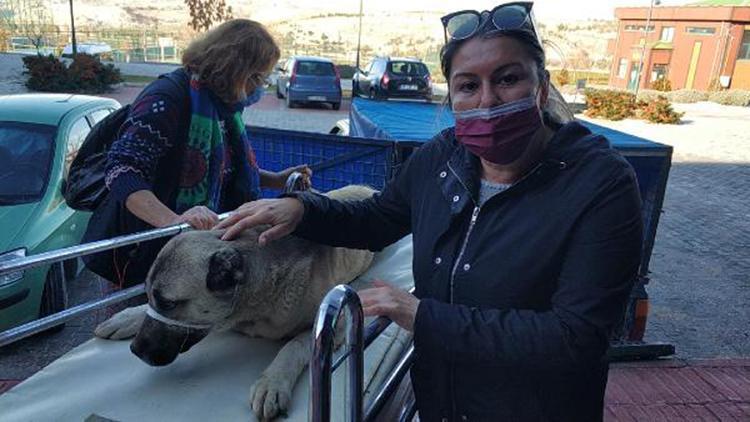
left=206, top=247, right=245, bottom=293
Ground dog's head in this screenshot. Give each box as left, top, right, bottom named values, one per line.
left=131, top=230, right=255, bottom=366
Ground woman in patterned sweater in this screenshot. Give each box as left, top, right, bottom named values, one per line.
left=83, top=19, right=310, bottom=286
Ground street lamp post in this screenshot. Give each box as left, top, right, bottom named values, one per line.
left=68, top=0, right=77, bottom=55
left=634, top=0, right=660, bottom=98
left=355, top=0, right=363, bottom=70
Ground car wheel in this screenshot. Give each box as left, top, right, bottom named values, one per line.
left=286, top=94, right=296, bottom=109
left=39, top=262, right=69, bottom=332
left=332, top=102, right=341, bottom=111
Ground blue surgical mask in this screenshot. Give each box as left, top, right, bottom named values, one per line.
left=241, top=87, right=265, bottom=108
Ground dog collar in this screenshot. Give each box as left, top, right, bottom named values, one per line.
left=145, top=305, right=213, bottom=330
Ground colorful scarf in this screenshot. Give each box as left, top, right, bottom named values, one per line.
left=175, top=75, right=261, bottom=213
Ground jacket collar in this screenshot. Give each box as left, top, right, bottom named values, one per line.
left=438, top=121, right=597, bottom=214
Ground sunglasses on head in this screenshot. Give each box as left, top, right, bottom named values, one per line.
left=441, top=2, right=539, bottom=43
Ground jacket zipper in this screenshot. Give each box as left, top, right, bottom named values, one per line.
left=446, top=162, right=481, bottom=421
left=442, top=159, right=547, bottom=419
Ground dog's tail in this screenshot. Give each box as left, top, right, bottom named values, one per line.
left=325, top=185, right=377, bottom=202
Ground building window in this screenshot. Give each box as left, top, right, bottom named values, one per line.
left=739, top=30, right=750, bottom=60
left=651, top=64, right=669, bottom=82
left=660, top=27, right=675, bottom=42
left=686, top=27, right=716, bottom=35
left=625, top=24, right=655, bottom=32
left=618, top=58, right=628, bottom=79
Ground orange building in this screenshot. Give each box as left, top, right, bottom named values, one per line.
left=608, top=3, right=750, bottom=91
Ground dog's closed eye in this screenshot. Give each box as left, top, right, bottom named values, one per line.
left=152, top=290, right=185, bottom=312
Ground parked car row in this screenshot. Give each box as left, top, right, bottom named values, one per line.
left=274, top=55, right=433, bottom=110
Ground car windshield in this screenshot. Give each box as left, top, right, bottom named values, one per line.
left=296, top=61, right=336, bottom=76
left=0, top=121, right=56, bottom=205
left=388, top=61, right=429, bottom=76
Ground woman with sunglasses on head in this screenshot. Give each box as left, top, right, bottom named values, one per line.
left=82, top=19, right=311, bottom=286
left=219, top=3, right=642, bottom=420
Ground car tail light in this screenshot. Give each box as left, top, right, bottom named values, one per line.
left=381, top=73, right=390, bottom=88
left=425, top=74, right=432, bottom=87
left=334, top=65, right=341, bottom=89
left=627, top=298, right=649, bottom=341
left=290, top=62, right=298, bottom=85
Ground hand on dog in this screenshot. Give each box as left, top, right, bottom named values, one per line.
left=172, top=205, right=219, bottom=230
left=358, top=280, right=419, bottom=332
left=217, top=198, right=304, bottom=244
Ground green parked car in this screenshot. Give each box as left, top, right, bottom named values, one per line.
left=0, top=94, right=121, bottom=332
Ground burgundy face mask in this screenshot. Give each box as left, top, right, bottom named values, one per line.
left=454, top=96, right=543, bottom=165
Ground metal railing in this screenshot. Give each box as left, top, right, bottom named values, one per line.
left=310, top=287, right=416, bottom=422
left=0, top=212, right=230, bottom=347
left=310, top=284, right=365, bottom=422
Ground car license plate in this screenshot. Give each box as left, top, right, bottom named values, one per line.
left=308, top=95, right=326, bottom=101
left=399, top=85, right=418, bottom=91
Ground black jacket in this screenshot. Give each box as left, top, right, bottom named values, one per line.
left=293, top=121, right=643, bottom=421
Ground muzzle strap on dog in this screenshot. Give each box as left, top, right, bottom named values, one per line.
left=145, top=305, right=214, bottom=330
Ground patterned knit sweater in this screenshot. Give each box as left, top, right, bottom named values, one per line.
left=105, top=69, right=239, bottom=213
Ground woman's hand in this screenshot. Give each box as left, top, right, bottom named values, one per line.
left=171, top=205, right=219, bottom=230
left=215, top=198, right=304, bottom=243
left=261, top=164, right=312, bottom=190
left=358, top=280, right=419, bottom=332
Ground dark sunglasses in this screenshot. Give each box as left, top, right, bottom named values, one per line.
left=440, top=2, right=539, bottom=43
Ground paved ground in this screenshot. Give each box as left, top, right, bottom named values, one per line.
left=604, top=358, right=750, bottom=420
left=0, top=76, right=748, bottom=411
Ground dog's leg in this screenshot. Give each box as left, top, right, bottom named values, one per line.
left=249, top=330, right=311, bottom=421
left=94, top=304, right=148, bottom=340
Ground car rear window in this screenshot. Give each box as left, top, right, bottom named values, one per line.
left=388, top=61, right=429, bottom=76
left=296, top=61, right=336, bottom=76
left=0, top=121, right=56, bottom=205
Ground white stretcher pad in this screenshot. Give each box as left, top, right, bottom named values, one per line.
left=0, top=236, right=415, bottom=422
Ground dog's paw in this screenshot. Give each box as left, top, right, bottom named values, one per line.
left=94, top=305, right=147, bottom=340
left=249, top=373, right=294, bottom=421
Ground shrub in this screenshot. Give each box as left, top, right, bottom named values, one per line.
left=22, top=53, right=122, bottom=94
left=637, top=95, right=684, bottom=124
left=636, top=89, right=662, bottom=102
left=555, top=68, right=570, bottom=86
left=585, top=88, right=682, bottom=124
left=651, top=78, right=672, bottom=92
left=584, top=88, right=636, bottom=121
left=68, top=54, right=122, bottom=93
left=707, top=90, right=750, bottom=107
left=667, top=89, right=708, bottom=103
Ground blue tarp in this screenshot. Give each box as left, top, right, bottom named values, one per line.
left=349, top=97, right=667, bottom=152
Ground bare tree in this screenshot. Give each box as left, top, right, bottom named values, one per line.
left=184, top=0, right=233, bottom=32
left=0, top=0, right=54, bottom=52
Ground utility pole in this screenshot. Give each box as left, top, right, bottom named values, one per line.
left=355, top=0, right=363, bottom=70
left=634, top=0, right=659, bottom=98
left=68, top=0, right=77, bottom=55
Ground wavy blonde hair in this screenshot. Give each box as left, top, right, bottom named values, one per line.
left=182, top=19, right=280, bottom=103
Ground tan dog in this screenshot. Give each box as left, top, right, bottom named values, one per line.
left=94, top=185, right=375, bottom=420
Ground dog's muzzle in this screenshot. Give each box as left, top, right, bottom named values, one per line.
left=130, top=306, right=212, bottom=367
